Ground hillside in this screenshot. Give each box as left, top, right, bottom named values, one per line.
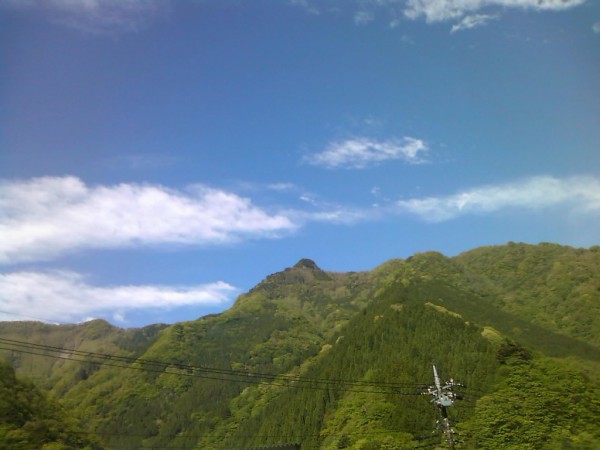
left=1, top=243, right=599, bottom=449
left=455, top=242, right=600, bottom=347
left=0, top=319, right=167, bottom=395
left=0, top=359, right=102, bottom=449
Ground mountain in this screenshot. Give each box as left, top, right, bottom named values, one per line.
left=1, top=243, right=599, bottom=449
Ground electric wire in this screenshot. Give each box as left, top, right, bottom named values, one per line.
left=1, top=343, right=467, bottom=447
left=64, top=427, right=445, bottom=450
left=0, top=333, right=475, bottom=448
left=0, top=311, right=432, bottom=389
left=0, top=338, right=431, bottom=395
left=0, top=337, right=426, bottom=389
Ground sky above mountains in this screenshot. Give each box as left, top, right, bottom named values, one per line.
left=1, top=0, right=599, bottom=327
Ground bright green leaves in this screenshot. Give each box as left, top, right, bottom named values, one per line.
left=462, top=356, right=600, bottom=449
left=0, top=360, right=101, bottom=449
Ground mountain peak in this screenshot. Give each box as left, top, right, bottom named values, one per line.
left=293, top=258, right=320, bottom=270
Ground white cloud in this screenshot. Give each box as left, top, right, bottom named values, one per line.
left=355, top=10, right=375, bottom=25
left=267, top=182, right=298, bottom=192
left=305, top=137, right=428, bottom=169
left=404, top=0, right=587, bottom=23
left=7, top=0, right=586, bottom=34
left=289, top=0, right=321, bottom=15
left=0, top=0, right=167, bottom=34
left=396, top=175, right=600, bottom=222
left=295, top=207, right=375, bottom=225
left=0, top=176, right=297, bottom=264
left=287, top=0, right=588, bottom=31
left=0, top=270, right=236, bottom=324
left=593, top=22, right=600, bottom=33
left=451, top=13, right=497, bottom=33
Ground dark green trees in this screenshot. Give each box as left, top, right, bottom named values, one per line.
left=0, top=360, right=102, bottom=450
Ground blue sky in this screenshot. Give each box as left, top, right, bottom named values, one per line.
left=1, top=0, right=599, bottom=327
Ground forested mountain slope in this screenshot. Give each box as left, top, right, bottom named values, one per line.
left=454, top=242, right=600, bottom=347
left=1, top=243, right=599, bottom=449
left=0, top=360, right=102, bottom=449
left=0, top=318, right=167, bottom=394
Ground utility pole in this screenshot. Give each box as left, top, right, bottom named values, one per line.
left=423, top=365, right=464, bottom=449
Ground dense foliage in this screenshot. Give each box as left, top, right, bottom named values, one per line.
left=1, top=244, right=599, bottom=449
left=462, top=352, right=600, bottom=449
left=455, top=242, right=600, bottom=347
left=0, top=360, right=101, bottom=449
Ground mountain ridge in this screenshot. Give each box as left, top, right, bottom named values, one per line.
left=1, top=242, right=599, bottom=449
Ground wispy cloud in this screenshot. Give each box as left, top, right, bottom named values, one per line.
left=354, top=10, right=375, bottom=25
left=396, top=175, right=600, bottom=222
left=287, top=175, right=600, bottom=226
left=7, top=1, right=586, bottom=34
left=1, top=0, right=167, bottom=34
left=0, top=176, right=297, bottom=264
left=291, top=203, right=376, bottom=225
left=289, top=0, right=321, bottom=15
left=0, top=270, right=236, bottom=324
left=288, top=0, right=587, bottom=31
left=451, top=14, right=497, bottom=33
left=305, top=137, right=428, bottom=169
left=266, top=182, right=298, bottom=192
left=593, top=22, right=600, bottom=33
left=3, top=175, right=596, bottom=265
left=404, top=0, right=587, bottom=24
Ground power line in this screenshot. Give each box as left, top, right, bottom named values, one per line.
left=1, top=336, right=425, bottom=388
left=0, top=338, right=477, bottom=449
left=72, top=428, right=429, bottom=439
left=67, top=427, right=442, bottom=450
left=0, top=312, right=439, bottom=389
left=0, top=337, right=427, bottom=395
left=0, top=337, right=422, bottom=386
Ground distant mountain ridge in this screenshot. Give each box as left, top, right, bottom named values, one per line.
left=1, top=242, right=599, bottom=449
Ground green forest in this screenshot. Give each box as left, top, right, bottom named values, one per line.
left=1, top=243, right=599, bottom=449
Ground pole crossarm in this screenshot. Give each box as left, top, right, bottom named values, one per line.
left=422, top=365, right=466, bottom=449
